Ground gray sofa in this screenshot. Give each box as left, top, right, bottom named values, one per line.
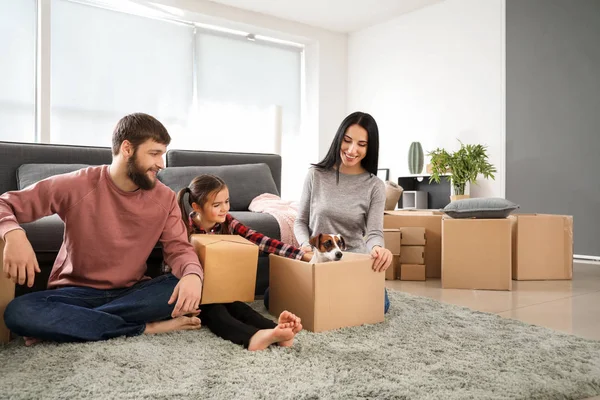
left=0, top=141, right=283, bottom=298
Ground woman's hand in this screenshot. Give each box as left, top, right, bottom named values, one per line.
left=370, top=246, right=393, bottom=272
left=301, top=252, right=314, bottom=262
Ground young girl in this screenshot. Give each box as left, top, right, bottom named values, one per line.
left=176, top=174, right=311, bottom=351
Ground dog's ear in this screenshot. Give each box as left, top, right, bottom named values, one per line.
left=309, top=234, right=321, bottom=249
left=337, top=235, right=346, bottom=251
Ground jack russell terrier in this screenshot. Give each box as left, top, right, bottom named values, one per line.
left=308, top=233, right=346, bottom=263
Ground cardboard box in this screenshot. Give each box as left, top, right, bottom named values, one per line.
left=190, top=234, right=259, bottom=304
left=268, top=253, right=385, bottom=332
left=399, top=246, right=425, bottom=265
left=383, top=228, right=401, bottom=255
left=400, top=264, right=426, bottom=281
left=384, top=210, right=443, bottom=278
left=385, top=255, right=400, bottom=280
left=0, top=239, right=15, bottom=344
left=512, top=214, right=573, bottom=280
left=442, top=217, right=513, bottom=291
left=400, top=227, right=426, bottom=246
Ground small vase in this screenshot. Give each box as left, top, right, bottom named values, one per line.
left=450, top=180, right=470, bottom=202
left=408, top=142, right=424, bottom=174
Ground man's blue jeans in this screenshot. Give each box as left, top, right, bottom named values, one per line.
left=4, top=274, right=179, bottom=343
left=263, top=287, right=391, bottom=314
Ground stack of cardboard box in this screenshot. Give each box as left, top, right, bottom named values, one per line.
left=398, top=227, right=427, bottom=281
left=384, top=210, right=444, bottom=279
left=383, top=225, right=428, bottom=281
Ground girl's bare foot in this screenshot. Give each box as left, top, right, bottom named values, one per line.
left=24, top=337, right=42, bottom=346
left=277, top=311, right=303, bottom=347
left=144, top=316, right=201, bottom=335
left=248, top=325, right=294, bottom=351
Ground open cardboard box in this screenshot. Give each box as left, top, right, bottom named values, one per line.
left=268, top=252, right=385, bottom=332
left=0, top=238, right=15, bottom=344
left=190, top=234, right=258, bottom=304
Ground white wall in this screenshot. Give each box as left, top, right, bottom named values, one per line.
left=347, top=0, right=506, bottom=198
left=145, top=0, right=348, bottom=200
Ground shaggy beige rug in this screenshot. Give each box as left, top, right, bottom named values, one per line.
left=1, top=289, right=599, bottom=399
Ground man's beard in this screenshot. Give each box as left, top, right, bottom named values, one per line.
left=127, top=151, right=156, bottom=190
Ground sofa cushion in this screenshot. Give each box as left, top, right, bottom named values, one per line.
left=442, top=197, right=520, bottom=219
left=17, top=163, right=89, bottom=190
left=157, top=164, right=279, bottom=211
left=229, top=211, right=280, bottom=241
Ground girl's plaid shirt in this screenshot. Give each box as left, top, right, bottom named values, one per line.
left=188, top=212, right=305, bottom=260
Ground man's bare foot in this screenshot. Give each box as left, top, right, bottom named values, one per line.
left=248, top=325, right=294, bottom=351
left=24, top=337, right=42, bottom=346
left=277, top=311, right=303, bottom=347
left=144, top=316, right=201, bottom=335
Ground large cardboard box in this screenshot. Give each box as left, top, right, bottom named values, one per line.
left=400, top=227, right=426, bottom=246
left=383, top=229, right=401, bottom=255
left=400, top=264, right=426, bottom=281
left=384, top=210, right=443, bottom=278
left=190, top=234, right=259, bottom=304
left=268, top=253, right=385, bottom=332
left=0, top=239, right=15, bottom=344
left=399, top=246, right=425, bottom=264
left=512, top=214, right=573, bottom=280
left=442, top=217, right=513, bottom=291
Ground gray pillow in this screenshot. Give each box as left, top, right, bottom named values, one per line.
left=157, top=163, right=279, bottom=211
left=17, top=163, right=89, bottom=190
left=442, top=197, right=520, bottom=219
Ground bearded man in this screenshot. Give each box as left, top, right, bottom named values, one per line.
left=1, top=113, right=204, bottom=344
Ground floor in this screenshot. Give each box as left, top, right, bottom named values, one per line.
left=386, top=261, right=600, bottom=341
left=386, top=261, right=600, bottom=400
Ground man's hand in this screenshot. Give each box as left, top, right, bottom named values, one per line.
left=3, top=229, right=40, bottom=287
left=168, top=274, right=203, bottom=318
left=370, top=246, right=393, bottom=272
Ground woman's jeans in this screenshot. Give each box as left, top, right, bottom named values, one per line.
left=4, top=274, right=180, bottom=342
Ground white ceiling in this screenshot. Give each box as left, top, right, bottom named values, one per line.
left=205, top=0, right=443, bottom=33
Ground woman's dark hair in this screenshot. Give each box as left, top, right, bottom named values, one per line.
left=176, top=174, right=229, bottom=236
left=312, top=111, right=379, bottom=181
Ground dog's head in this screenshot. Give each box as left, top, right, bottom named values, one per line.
left=309, top=233, right=346, bottom=262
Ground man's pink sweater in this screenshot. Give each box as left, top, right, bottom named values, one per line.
left=0, top=165, right=203, bottom=289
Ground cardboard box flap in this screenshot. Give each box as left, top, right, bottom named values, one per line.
left=191, top=234, right=255, bottom=247
left=313, top=253, right=384, bottom=331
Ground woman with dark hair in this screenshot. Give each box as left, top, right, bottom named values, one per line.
left=290, top=111, right=392, bottom=312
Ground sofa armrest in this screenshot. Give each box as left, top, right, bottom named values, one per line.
left=0, top=239, right=15, bottom=344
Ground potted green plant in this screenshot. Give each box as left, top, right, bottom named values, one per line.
left=427, top=140, right=496, bottom=201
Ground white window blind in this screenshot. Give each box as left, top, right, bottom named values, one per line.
left=50, top=0, right=194, bottom=146
left=0, top=0, right=36, bottom=143
left=192, top=32, right=302, bottom=200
